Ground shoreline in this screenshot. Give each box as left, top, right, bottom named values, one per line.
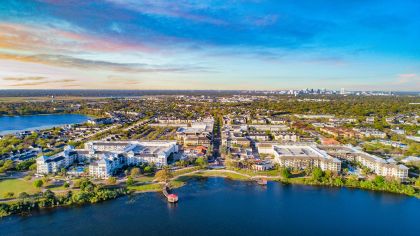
left=0, top=113, right=91, bottom=135
left=129, top=169, right=420, bottom=198
left=1, top=169, right=419, bottom=218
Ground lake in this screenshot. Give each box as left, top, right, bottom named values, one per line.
left=0, top=177, right=419, bottom=236
left=0, top=114, right=90, bottom=135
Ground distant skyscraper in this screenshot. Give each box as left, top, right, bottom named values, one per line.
left=340, top=88, right=345, bottom=95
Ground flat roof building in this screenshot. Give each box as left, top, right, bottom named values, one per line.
left=258, top=144, right=341, bottom=172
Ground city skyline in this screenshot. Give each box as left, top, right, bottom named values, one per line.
left=0, top=0, right=420, bottom=91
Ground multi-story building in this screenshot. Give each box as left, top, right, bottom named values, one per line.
left=353, top=128, right=387, bottom=138
left=320, top=127, right=357, bottom=139
left=318, top=145, right=409, bottom=181
left=273, top=132, right=299, bottom=142
left=36, top=146, right=77, bottom=175
left=89, top=153, right=125, bottom=179
left=85, top=140, right=178, bottom=179
left=258, top=144, right=341, bottom=172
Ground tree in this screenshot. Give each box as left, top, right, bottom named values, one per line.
left=415, top=178, right=420, bottom=187
left=195, top=157, right=208, bottom=169
left=143, top=166, right=153, bottom=174
left=126, top=176, right=135, bottom=186
left=130, top=167, right=140, bottom=178
left=0, top=160, right=14, bottom=173
left=33, top=179, right=44, bottom=188
left=176, top=160, right=188, bottom=167
left=63, top=182, right=70, bottom=188
left=312, top=167, right=324, bottom=181
left=155, top=166, right=173, bottom=183
left=18, top=192, right=30, bottom=200
left=107, top=177, right=117, bottom=185
left=2, top=160, right=14, bottom=170
left=280, top=168, right=291, bottom=179
left=373, top=176, right=385, bottom=187
left=3, top=192, right=14, bottom=198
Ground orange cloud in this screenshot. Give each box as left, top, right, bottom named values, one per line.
left=0, top=23, right=154, bottom=54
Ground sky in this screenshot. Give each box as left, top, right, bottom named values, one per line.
left=0, top=0, right=419, bottom=91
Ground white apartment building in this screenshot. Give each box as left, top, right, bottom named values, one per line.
left=36, top=146, right=77, bottom=175
left=89, top=153, right=125, bottom=179
left=85, top=140, right=178, bottom=179
left=318, top=145, right=409, bottom=181
left=258, top=144, right=341, bottom=172
left=355, top=153, right=408, bottom=181
left=273, top=132, right=299, bottom=142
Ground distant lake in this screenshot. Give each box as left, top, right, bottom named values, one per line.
left=0, top=178, right=419, bottom=236
left=0, top=114, right=90, bottom=135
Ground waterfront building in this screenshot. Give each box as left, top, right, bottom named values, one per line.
left=36, top=146, right=77, bottom=175
left=85, top=140, right=178, bottom=179
left=252, top=160, right=274, bottom=171
left=258, top=144, right=341, bottom=172
left=318, top=145, right=409, bottom=181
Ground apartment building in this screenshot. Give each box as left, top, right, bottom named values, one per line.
left=85, top=140, right=178, bottom=179
left=258, top=144, right=341, bottom=172
left=318, top=145, right=409, bottom=181
left=36, top=145, right=77, bottom=175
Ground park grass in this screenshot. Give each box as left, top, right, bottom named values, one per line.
left=135, top=175, right=155, bottom=183
left=172, top=166, right=201, bottom=177
left=128, top=183, right=162, bottom=192
left=128, top=179, right=187, bottom=193
left=185, top=170, right=251, bottom=181
left=0, top=179, right=39, bottom=199
left=46, top=184, right=67, bottom=191
left=235, top=169, right=280, bottom=177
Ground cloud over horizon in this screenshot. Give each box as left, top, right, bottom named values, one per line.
left=0, top=0, right=419, bottom=90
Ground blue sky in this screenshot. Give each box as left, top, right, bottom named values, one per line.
left=0, top=0, right=419, bottom=90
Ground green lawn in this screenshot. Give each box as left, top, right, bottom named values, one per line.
left=128, top=183, right=162, bottom=192
left=236, top=169, right=280, bottom=177
left=134, top=175, right=155, bottom=182
left=0, top=179, right=39, bottom=199
left=188, top=170, right=251, bottom=181
left=46, top=184, right=67, bottom=191
left=172, top=167, right=201, bottom=177
left=127, top=180, right=186, bottom=192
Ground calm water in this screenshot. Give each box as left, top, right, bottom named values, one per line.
left=0, top=178, right=419, bottom=236
left=0, top=114, right=90, bottom=135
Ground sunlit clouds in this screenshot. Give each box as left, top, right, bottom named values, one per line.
left=0, top=0, right=419, bottom=90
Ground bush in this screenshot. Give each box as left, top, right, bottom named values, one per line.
left=280, top=168, right=291, bottom=179
left=126, top=176, right=135, bottom=186
left=311, top=167, right=324, bottom=181
left=107, top=177, right=117, bottom=185
left=3, top=192, right=14, bottom=198
left=144, top=166, right=152, bottom=174
left=33, top=179, right=44, bottom=188
left=195, top=157, right=208, bottom=169
left=130, top=168, right=140, bottom=178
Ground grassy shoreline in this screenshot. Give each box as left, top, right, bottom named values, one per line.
left=1, top=169, right=418, bottom=217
